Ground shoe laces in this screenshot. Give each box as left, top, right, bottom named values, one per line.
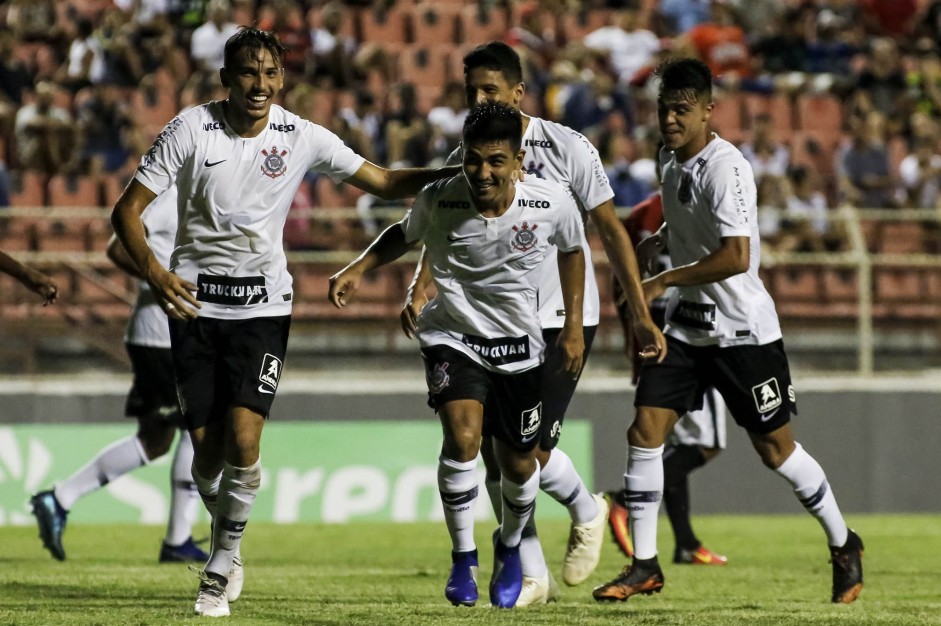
left=568, top=524, right=591, bottom=550
left=191, top=567, right=226, bottom=597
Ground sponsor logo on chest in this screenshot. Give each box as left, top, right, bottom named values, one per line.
left=197, top=274, right=268, bottom=306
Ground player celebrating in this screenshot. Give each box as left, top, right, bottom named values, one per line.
left=30, top=188, right=208, bottom=565
left=329, top=102, right=586, bottom=609
left=401, top=41, right=665, bottom=606
left=111, top=27, right=460, bottom=618
left=593, top=58, right=863, bottom=605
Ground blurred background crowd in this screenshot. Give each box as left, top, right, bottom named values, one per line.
left=1, top=0, right=940, bottom=254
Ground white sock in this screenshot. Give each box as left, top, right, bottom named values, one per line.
left=500, top=463, right=540, bottom=548
left=438, top=456, right=479, bottom=553
left=540, top=448, right=597, bottom=524
left=54, top=435, right=148, bottom=511
left=519, top=507, right=548, bottom=578
left=774, top=442, right=848, bottom=547
left=164, top=431, right=200, bottom=546
left=625, top=445, right=664, bottom=560
left=206, top=460, right=261, bottom=581
left=485, top=477, right=502, bottom=524
left=192, top=463, right=222, bottom=519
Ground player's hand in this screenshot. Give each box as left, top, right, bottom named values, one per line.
left=557, top=325, right=585, bottom=379
left=147, top=265, right=199, bottom=319
left=400, top=286, right=427, bottom=339
left=633, top=315, right=667, bottom=363
left=635, top=234, right=664, bottom=276
left=26, top=269, right=58, bottom=306
left=328, top=265, right=363, bottom=308
left=641, top=275, right=668, bottom=305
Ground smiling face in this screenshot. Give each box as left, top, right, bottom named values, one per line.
left=220, top=46, right=284, bottom=136
left=462, top=139, right=523, bottom=213
left=657, top=88, right=714, bottom=161
left=464, top=66, right=524, bottom=110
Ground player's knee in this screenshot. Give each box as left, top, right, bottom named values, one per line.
left=136, top=426, right=175, bottom=460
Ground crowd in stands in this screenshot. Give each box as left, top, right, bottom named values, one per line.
left=0, top=0, right=940, bottom=258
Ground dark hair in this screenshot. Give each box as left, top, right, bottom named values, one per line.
left=463, top=41, right=523, bottom=85
left=224, top=27, right=285, bottom=70
left=462, top=102, right=523, bottom=152
left=655, top=58, right=713, bottom=99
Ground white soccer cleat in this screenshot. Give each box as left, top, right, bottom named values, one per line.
left=515, top=571, right=562, bottom=607
left=193, top=571, right=230, bottom=617
left=562, top=493, right=609, bottom=586
left=226, top=553, right=244, bottom=602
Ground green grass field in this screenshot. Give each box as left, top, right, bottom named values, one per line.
left=1, top=514, right=939, bottom=625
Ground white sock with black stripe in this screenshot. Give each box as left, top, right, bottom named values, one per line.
left=438, top=456, right=479, bottom=554
left=625, top=445, right=664, bottom=560
left=774, top=442, right=848, bottom=547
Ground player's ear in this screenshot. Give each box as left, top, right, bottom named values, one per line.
left=219, top=68, right=229, bottom=88
left=703, top=100, right=715, bottom=121
left=514, top=82, right=525, bottom=107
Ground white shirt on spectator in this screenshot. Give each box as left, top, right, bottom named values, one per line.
left=191, top=21, right=240, bottom=71
left=583, top=26, right=660, bottom=84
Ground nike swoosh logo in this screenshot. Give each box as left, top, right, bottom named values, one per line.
left=204, top=159, right=226, bottom=167
left=760, top=407, right=780, bottom=422
left=258, top=385, right=275, bottom=395
left=521, top=431, right=539, bottom=443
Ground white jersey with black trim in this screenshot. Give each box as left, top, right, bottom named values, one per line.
left=403, top=175, right=585, bottom=374
left=447, top=116, right=612, bottom=328
left=125, top=187, right=177, bottom=348
left=134, top=101, right=365, bottom=319
left=659, top=134, right=781, bottom=347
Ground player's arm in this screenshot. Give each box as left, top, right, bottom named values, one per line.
left=590, top=199, right=667, bottom=362
left=343, top=161, right=461, bottom=200
left=557, top=247, right=585, bottom=377
left=329, top=222, right=415, bottom=308
left=644, top=236, right=749, bottom=302
left=106, top=234, right=144, bottom=279
left=400, top=246, right=433, bottom=338
left=111, top=179, right=199, bottom=318
left=0, top=250, right=58, bottom=305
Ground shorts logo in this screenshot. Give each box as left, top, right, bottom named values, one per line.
left=258, top=353, right=282, bottom=394
left=260, top=145, right=288, bottom=178
left=511, top=221, right=539, bottom=252
left=428, top=362, right=450, bottom=394
left=752, top=377, right=783, bottom=414
left=549, top=420, right=561, bottom=439
left=520, top=402, right=542, bottom=441
left=788, top=385, right=796, bottom=403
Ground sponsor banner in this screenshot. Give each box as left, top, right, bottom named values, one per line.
left=0, top=421, right=591, bottom=525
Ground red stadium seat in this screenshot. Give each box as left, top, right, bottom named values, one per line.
left=795, top=94, right=844, bottom=145
left=47, top=175, right=101, bottom=208
left=9, top=172, right=47, bottom=208
left=708, top=93, right=744, bottom=144
left=396, top=44, right=452, bottom=89
left=742, top=93, right=793, bottom=141
left=878, top=221, right=927, bottom=254
left=411, top=3, right=461, bottom=45
left=458, top=5, right=510, bottom=44
left=358, top=7, right=411, bottom=44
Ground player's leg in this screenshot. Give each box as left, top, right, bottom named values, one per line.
left=159, top=430, right=208, bottom=562
left=422, top=346, right=488, bottom=607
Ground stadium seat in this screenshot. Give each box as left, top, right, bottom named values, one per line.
left=9, top=172, right=47, bottom=208
left=771, top=266, right=822, bottom=302
left=411, top=3, right=461, bottom=45
left=32, top=219, right=92, bottom=252
left=821, top=268, right=859, bottom=304
left=0, top=215, right=37, bottom=251
left=458, top=5, right=510, bottom=44
left=742, top=93, right=793, bottom=140
left=396, top=45, right=452, bottom=89
left=795, top=94, right=844, bottom=145
left=358, top=6, right=411, bottom=44
left=874, top=267, right=923, bottom=302
left=101, top=173, right=133, bottom=207
left=708, top=93, right=744, bottom=144
left=47, top=174, right=101, bottom=208
left=877, top=221, right=927, bottom=254
left=789, top=132, right=838, bottom=178
left=415, top=85, right=443, bottom=114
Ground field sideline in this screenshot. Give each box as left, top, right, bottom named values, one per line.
left=2, top=514, right=939, bottom=625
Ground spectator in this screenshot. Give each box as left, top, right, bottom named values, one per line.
left=755, top=170, right=790, bottom=249
left=740, top=113, right=790, bottom=183
left=780, top=165, right=844, bottom=252
left=190, top=0, right=239, bottom=73
left=836, top=111, right=897, bottom=208
left=75, top=81, right=146, bottom=175
left=308, top=0, right=358, bottom=88
left=658, top=0, right=711, bottom=36
left=906, top=37, right=941, bottom=119
left=426, top=81, right=468, bottom=166
left=383, top=82, right=429, bottom=168
left=848, top=38, right=910, bottom=136
left=14, top=81, right=77, bottom=175
left=505, top=1, right=557, bottom=70
left=804, top=8, right=860, bottom=96
left=750, top=7, right=809, bottom=92
left=583, top=7, right=660, bottom=87
left=603, top=133, right=653, bottom=209
left=266, top=0, right=312, bottom=81
left=337, top=88, right=383, bottom=164
left=6, top=0, right=61, bottom=44
left=562, top=72, right=633, bottom=137
left=899, top=136, right=941, bottom=209
left=58, top=19, right=108, bottom=92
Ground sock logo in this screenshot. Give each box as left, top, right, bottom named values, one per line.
left=752, top=377, right=782, bottom=414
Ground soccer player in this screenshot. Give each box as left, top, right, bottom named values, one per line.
left=329, top=102, right=586, bottom=609
left=592, top=58, right=863, bottom=605
left=0, top=250, right=57, bottom=305
left=30, top=188, right=208, bottom=565
left=110, top=27, right=460, bottom=618
left=399, top=41, right=666, bottom=606
left=606, top=188, right=728, bottom=566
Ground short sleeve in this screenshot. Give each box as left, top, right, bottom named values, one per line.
left=401, top=188, right=432, bottom=244
left=303, top=121, right=367, bottom=182
left=563, top=129, right=614, bottom=211
left=549, top=195, right=585, bottom=253
left=704, top=159, right=756, bottom=238
left=134, top=115, right=194, bottom=196
left=444, top=144, right=463, bottom=167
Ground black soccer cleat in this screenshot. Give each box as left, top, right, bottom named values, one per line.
left=593, top=556, right=664, bottom=602
left=830, top=529, right=864, bottom=604
left=30, top=490, right=68, bottom=561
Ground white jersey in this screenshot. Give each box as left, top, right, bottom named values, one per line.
left=134, top=102, right=365, bottom=319
left=403, top=175, right=584, bottom=374
left=447, top=116, right=612, bottom=328
left=659, top=135, right=781, bottom=347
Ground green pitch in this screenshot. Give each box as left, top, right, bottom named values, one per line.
left=1, top=515, right=939, bottom=625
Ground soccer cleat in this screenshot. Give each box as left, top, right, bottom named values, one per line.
left=593, top=557, right=665, bottom=602
left=515, top=571, right=562, bottom=607
left=605, top=490, right=634, bottom=558
left=830, top=529, right=864, bottom=604
left=674, top=544, right=728, bottom=565
left=193, top=569, right=230, bottom=617
left=29, top=490, right=68, bottom=561
left=226, top=553, right=244, bottom=602
left=562, top=493, right=609, bottom=586
left=445, top=549, right=479, bottom=607
left=159, top=537, right=210, bottom=563
left=489, top=540, right=523, bottom=608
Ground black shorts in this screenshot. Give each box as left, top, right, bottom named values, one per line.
left=422, top=344, right=544, bottom=452
left=169, top=315, right=291, bottom=430
left=125, top=344, right=183, bottom=425
left=635, top=335, right=797, bottom=434
left=538, top=325, right=596, bottom=450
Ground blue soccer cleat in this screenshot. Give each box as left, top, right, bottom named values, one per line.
left=490, top=539, right=523, bottom=608
left=159, top=536, right=210, bottom=563
left=30, top=490, right=68, bottom=561
left=445, top=549, right=479, bottom=606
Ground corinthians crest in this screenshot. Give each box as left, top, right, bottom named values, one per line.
left=678, top=171, right=693, bottom=203
left=260, top=146, right=288, bottom=178
left=511, top=221, right=539, bottom=252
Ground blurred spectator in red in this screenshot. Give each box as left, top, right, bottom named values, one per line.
left=427, top=81, right=468, bottom=166
left=836, top=111, right=898, bottom=208
left=75, top=81, right=146, bottom=175
left=190, top=0, right=239, bottom=73
left=899, top=135, right=941, bottom=209
left=383, top=82, right=429, bottom=168
left=583, top=7, right=659, bottom=87
left=14, top=81, right=77, bottom=175
left=740, top=113, right=790, bottom=183
left=847, top=38, right=910, bottom=137
left=859, top=0, right=918, bottom=39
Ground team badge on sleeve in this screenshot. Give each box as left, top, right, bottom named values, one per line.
left=511, top=221, right=539, bottom=252
left=261, top=146, right=288, bottom=178
left=520, top=402, right=542, bottom=442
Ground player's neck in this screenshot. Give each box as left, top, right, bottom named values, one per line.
left=675, top=131, right=714, bottom=163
